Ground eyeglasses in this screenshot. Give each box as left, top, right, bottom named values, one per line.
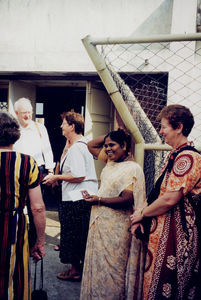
left=61, top=120, right=71, bottom=126
left=19, top=111, right=32, bottom=115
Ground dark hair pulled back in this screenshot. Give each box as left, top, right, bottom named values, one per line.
left=104, top=129, right=131, bottom=154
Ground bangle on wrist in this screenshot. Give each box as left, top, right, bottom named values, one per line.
left=98, top=197, right=102, bottom=205
left=140, top=207, right=145, bottom=218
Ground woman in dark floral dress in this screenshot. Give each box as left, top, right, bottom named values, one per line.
left=131, top=104, right=201, bottom=299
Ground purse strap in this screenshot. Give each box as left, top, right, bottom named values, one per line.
left=33, top=258, right=44, bottom=290
left=147, top=145, right=200, bottom=205
left=135, top=145, right=200, bottom=242
left=34, top=121, right=46, bottom=166
left=34, top=121, right=42, bottom=138
left=59, top=140, right=87, bottom=173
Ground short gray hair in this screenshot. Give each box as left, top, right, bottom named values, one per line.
left=14, top=97, right=33, bottom=112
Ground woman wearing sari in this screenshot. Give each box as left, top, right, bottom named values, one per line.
left=131, top=104, right=201, bottom=299
left=80, top=129, right=147, bottom=300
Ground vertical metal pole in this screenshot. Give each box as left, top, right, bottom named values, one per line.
left=82, top=35, right=145, bottom=167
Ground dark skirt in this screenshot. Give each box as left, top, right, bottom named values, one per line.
left=59, top=200, right=91, bottom=268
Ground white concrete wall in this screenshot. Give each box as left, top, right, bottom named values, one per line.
left=171, top=0, right=197, bottom=34
left=0, top=0, right=168, bottom=72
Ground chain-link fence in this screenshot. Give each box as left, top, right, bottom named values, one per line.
left=100, top=39, right=201, bottom=143
left=83, top=34, right=201, bottom=194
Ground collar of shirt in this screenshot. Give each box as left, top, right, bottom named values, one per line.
left=19, top=120, right=36, bottom=131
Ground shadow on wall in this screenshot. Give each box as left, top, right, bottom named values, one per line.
left=130, top=0, right=173, bottom=36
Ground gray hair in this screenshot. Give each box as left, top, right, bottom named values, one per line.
left=14, top=97, right=33, bottom=112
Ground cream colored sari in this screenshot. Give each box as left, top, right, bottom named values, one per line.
left=80, top=160, right=146, bottom=300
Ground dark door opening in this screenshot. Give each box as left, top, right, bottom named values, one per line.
left=36, top=86, right=86, bottom=163
left=0, top=87, right=8, bottom=110
left=36, top=86, right=86, bottom=210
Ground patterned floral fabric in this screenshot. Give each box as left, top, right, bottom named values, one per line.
left=59, top=200, right=91, bottom=266
left=143, top=146, right=201, bottom=300
left=80, top=160, right=146, bottom=300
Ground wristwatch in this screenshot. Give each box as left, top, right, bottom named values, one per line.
left=48, top=169, right=54, bottom=175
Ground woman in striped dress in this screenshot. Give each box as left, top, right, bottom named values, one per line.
left=0, top=112, right=46, bottom=300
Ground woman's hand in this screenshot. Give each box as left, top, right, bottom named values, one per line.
left=129, top=207, right=147, bottom=237
left=130, top=208, right=143, bottom=225
left=28, top=186, right=46, bottom=262
left=81, top=189, right=134, bottom=208
left=81, top=190, right=98, bottom=203
left=52, top=180, right=59, bottom=188
left=130, top=222, right=144, bottom=236
left=30, top=241, right=45, bottom=263
left=42, top=174, right=57, bottom=186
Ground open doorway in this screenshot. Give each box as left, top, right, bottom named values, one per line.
left=8, top=78, right=114, bottom=189
left=36, top=86, right=86, bottom=163
left=0, top=86, right=8, bottom=110
left=35, top=85, right=86, bottom=209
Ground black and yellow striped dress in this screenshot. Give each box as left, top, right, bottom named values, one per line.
left=0, top=151, right=40, bottom=300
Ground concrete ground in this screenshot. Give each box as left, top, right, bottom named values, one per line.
left=30, top=210, right=81, bottom=300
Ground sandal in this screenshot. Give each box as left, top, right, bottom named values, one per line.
left=57, top=270, right=81, bottom=282
left=54, top=244, right=60, bottom=251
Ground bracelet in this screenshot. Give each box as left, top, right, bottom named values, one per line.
left=98, top=197, right=102, bottom=205
left=140, top=207, right=145, bottom=218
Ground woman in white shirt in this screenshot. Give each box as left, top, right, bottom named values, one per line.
left=43, top=111, right=98, bottom=281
